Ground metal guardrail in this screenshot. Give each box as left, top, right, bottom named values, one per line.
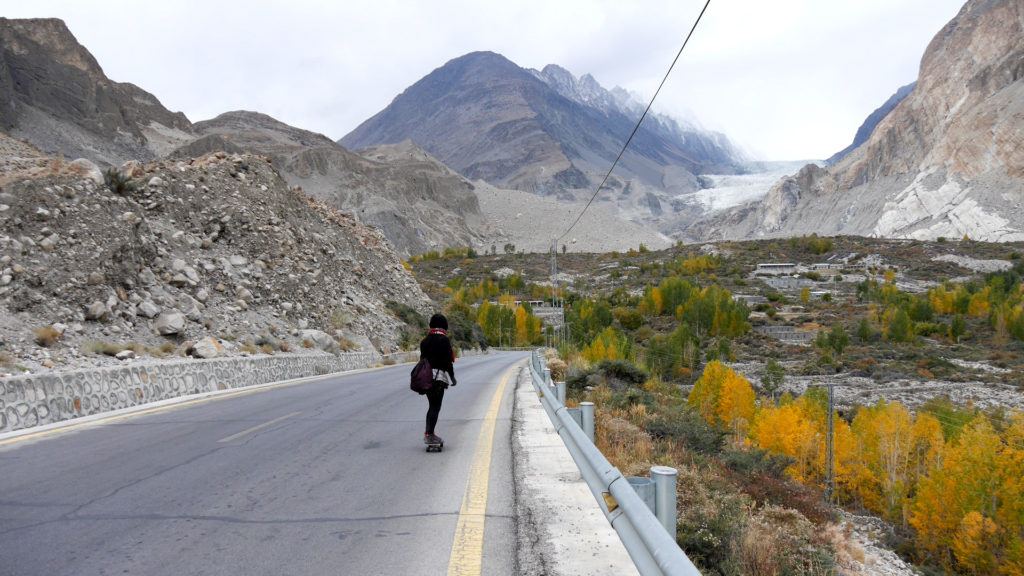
left=528, top=351, right=702, bottom=576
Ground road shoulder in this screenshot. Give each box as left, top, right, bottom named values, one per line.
left=512, top=366, right=639, bottom=576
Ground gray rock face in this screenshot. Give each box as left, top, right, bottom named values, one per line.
left=0, top=18, right=194, bottom=166
left=691, top=0, right=1024, bottom=244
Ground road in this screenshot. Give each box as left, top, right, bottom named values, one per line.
left=0, top=352, right=529, bottom=576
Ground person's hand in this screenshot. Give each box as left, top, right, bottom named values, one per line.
left=451, top=378, right=457, bottom=387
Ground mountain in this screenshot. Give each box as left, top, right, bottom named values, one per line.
left=690, top=0, right=1024, bottom=243
left=825, top=82, right=916, bottom=166
left=0, top=17, right=492, bottom=259
left=339, top=51, right=746, bottom=229
left=0, top=18, right=193, bottom=166
left=168, top=111, right=490, bottom=257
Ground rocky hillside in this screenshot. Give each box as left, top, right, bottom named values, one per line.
left=690, top=0, right=1024, bottom=243
left=170, top=111, right=491, bottom=257
left=825, top=82, right=916, bottom=166
left=339, top=51, right=746, bottom=230
left=0, top=18, right=194, bottom=166
left=0, top=132, right=431, bottom=376
left=0, top=19, right=495, bottom=259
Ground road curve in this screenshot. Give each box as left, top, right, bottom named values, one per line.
left=0, top=352, right=529, bottom=576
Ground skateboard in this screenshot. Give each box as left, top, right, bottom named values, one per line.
left=426, top=441, right=444, bottom=453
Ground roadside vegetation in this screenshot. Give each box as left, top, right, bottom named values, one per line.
left=409, top=235, right=1024, bottom=575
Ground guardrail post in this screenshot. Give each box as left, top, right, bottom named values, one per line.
left=543, top=367, right=552, bottom=387
left=651, top=466, right=678, bottom=540
left=556, top=380, right=566, bottom=405
left=627, top=477, right=656, bottom=513
left=580, top=401, right=595, bottom=443
left=567, top=407, right=582, bottom=428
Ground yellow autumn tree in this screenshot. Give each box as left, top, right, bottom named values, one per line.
left=930, top=285, right=954, bottom=315
left=829, top=418, right=867, bottom=504
left=750, top=397, right=823, bottom=483
left=717, top=369, right=757, bottom=439
left=851, top=401, right=915, bottom=522
left=969, top=288, right=992, bottom=318
left=908, top=412, right=945, bottom=494
left=688, top=360, right=756, bottom=438
left=910, top=416, right=1005, bottom=572
left=583, top=327, right=622, bottom=363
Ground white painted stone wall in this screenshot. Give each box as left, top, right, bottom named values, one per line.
left=0, top=351, right=381, bottom=432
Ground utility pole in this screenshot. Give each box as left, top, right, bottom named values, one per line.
left=825, top=381, right=835, bottom=504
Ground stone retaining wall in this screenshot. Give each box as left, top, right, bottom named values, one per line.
left=0, top=351, right=382, bottom=433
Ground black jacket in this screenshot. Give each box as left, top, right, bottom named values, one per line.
left=420, top=331, right=456, bottom=386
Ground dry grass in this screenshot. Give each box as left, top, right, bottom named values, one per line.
left=822, top=523, right=867, bottom=572
left=337, top=337, right=359, bottom=351
left=547, top=357, right=568, bottom=381
left=595, top=415, right=655, bottom=465
left=33, top=325, right=62, bottom=347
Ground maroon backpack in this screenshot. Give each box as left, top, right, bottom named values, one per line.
left=410, top=358, right=434, bottom=394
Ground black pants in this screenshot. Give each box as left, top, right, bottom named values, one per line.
left=425, top=385, right=445, bottom=435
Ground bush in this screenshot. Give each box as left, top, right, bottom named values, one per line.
left=103, top=168, right=136, bottom=195
left=647, top=405, right=727, bottom=455
left=597, top=359, right=648, bottom=384
left=722, top=447, right=793, bottom=478
left=567, top=361, right=646, bottom=393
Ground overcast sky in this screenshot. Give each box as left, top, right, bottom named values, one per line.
left=3, top=0, right=967, bottom=161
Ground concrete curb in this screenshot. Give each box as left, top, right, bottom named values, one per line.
left=513, top=365, right=640, bottom=576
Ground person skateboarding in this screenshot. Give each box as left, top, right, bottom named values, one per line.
left=420, top=313, right=456, bottom=447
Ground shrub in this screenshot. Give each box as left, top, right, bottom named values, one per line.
left=597, top=359, right=648, bottom=385
left=647, top=405, right=727, bottom=455
left=34, top=325, right=62, bottom=347
left=547, top=357, right=568, bottom=381
left=103, top=168, right=136, bottom=195
left=722, top=447, right=793, bottom=478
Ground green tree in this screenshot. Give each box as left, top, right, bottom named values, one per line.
left=950, top=314, right=967, bottom=343
left=887, top=308, right=912, bottom=343
left=761, top=358, right=785, bottom=400
left=857, top=317, right=873, bottom=341
left=828, top=323, right=850, bottom=358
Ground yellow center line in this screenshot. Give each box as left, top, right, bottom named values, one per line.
left=447, top=366, right=514, bottom=576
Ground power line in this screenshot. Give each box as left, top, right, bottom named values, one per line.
left=557, top=0, right=712, bottom=244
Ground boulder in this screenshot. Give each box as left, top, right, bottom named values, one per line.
left=85, top=301, right=109, bottom=322
left=119, top=160, right=144, bottom=178
left=136, top=300, right=160, bottom=318
left=298, top=329, right=340, bottom=354
left=155, top=310, right=186, bottom=335
left=67, top=158, right=104, bottom=185
left=190, top=336, right=224, bottom=359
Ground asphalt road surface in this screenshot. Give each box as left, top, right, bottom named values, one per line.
left=0, top=352, right=529, bottom=576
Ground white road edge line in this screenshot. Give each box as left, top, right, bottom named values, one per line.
left=217, top=411, right=302, bottom=443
